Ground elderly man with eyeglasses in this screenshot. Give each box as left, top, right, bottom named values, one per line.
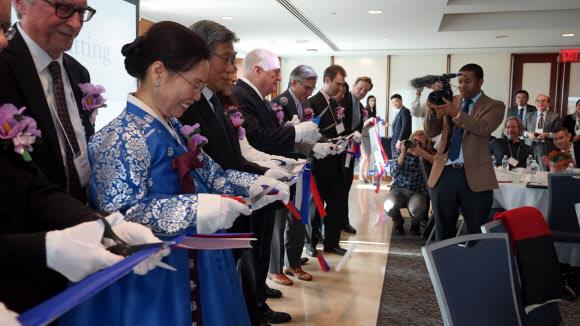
left=0, top=0, right=97, bottom=203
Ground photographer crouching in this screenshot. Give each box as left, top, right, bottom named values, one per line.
left=384, top=130, right=435, bottom=235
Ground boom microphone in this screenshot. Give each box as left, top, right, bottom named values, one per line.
left=279, top=96, right=289, bottom=106
left=410, top=73, right=462, bottom=89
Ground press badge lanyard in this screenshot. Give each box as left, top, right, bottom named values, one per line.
left=53, top=112, right=91, bottom=187
left=506, top=141, right=521, bottom=167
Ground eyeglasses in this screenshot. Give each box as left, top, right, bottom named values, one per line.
left=42, top=0, right=97, bottom=22
left=298, top=80, right=315, bottom=92
left=175, top=71, right=206, bottom=92
left=1, top=22, right=15, bottom=41
left=213, top=52, right=237, bottom=66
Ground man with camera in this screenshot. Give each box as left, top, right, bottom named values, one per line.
left=425, top=63, right=505, bottom=241
left=384, top=130, right=434, bottom=235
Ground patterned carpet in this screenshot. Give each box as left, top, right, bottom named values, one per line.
left=377, top=227, right=580, bottom=326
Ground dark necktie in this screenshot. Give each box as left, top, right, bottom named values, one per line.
left=209, top=94, right=227, bottom=134
left=518, top=108, right=524, bottom=121
left=47, top=61, right=84, bottom=200
left=352, top=99, right=360, bottom=130
left=538, top=113, right=544, bottom=129
left=448, top=99, right=472, bottom=161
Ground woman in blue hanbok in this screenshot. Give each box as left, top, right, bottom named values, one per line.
left=61, top=21, right=289, bottom=326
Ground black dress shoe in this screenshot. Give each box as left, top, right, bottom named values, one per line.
left=260, top=304, right=292, bottom=324
left=306, top=245, right=318, bottom=257
left=410, top=223, right=421, bottom=236
left=342, top=224, right=357, bottom=234
left=300, top=257, right=309, bottom=265
left=323, top=246, right=347, bottom=256
left=265, top=286, right=282, bottom=299
left=394, top=224, right=406, bottom=236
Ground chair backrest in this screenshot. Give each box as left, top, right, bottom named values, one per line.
left=422, top=233, right=522, bottom=326
left=547, top=173, right=580, bottom=232
left=481, top=219, right=509, bottom=234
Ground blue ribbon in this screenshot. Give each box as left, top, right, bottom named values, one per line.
left=300, top=163, right=312, bottom=224
left=18, top=245, right=163, bottom=326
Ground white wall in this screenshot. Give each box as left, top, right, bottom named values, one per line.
left=568, top=62, right=580, bottom=115
left=522, top=63, right=551, bottom=104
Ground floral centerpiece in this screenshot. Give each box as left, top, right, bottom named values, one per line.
left=270, top=102, right=285, bottom=125
left=78, top=83, right=107, bottom=125
left=543, top=150, right=572, bottom=173
left=0, top=104, right=42, bottom=162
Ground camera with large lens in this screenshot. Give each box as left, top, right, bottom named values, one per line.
left=410, top=73, right=462, bottom=106
left=403, top=139, right=416, bottom=149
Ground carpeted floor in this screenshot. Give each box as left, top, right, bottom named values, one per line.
left=376, top=230, right=441, bottom=325
left=377, top=226, right=580, bottom=326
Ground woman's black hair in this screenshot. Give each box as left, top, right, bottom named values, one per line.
left=121, top=21, right=210, bottom=79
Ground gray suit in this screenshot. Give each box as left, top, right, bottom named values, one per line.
left=523, top=110, right=561, bottom=170
left=506, top=104, right=536, bottom=122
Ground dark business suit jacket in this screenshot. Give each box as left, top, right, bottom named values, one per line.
left=0, top=28, right=92, bottom=192
left=0, top=152, right=98, bottom=313
left=343, top=92, right=364, bottom=134
left=233, top=80, right=295, bottom=156
left=572, top=143, right=580, bottom=168
left=506, top=104, right=536, bottom=120
left=563, top=114, right=579, bottom=141
left=273, top=89, right=299, bottom=122
left=522, top=110, right=561, bottom=147
left=391, top=106, right=412, bottom=154
left=489, top=138, right=534, bottom=168
left=309, top=91, right=346, bottom=174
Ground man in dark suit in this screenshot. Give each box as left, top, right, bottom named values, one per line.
left=182, top=21, right=289, bottom=325
left=553, top=127, right=580, bottom=168
left=506, top=89, right=536, bottom=121
left=390, top=94, right=412, bottom=156
left=522, top=94, right=562, bottom=171
left=308, top=64, right=350, bottom=256
left=268, top=64, right=319, bottom=286
left=425, top=63, right=505, bottom=241
left=0, top=0, right=96, bottom=202
left=489, top=116, right=533, bottom=168
left=340, top=76, right=373, bottom=234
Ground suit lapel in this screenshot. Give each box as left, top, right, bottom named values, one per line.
left=63, top=54, right=93, bottom=138
left=198, top=97, right=238, bottom=162
left=283, top=90, right=299, bottom=119
left=238, top=80, right=279, bottom=126
left=5, top=31, right=63, bottom=168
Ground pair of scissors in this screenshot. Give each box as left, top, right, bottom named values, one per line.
left=101, top=217, right=177, bottom=271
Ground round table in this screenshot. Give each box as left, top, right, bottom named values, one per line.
left=493, top=182, right=549, bottom=217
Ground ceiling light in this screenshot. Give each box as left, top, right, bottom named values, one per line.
left=295, top=40, right=310, bottom=44
left=562, top=33, right=575, bottom=37
left=494, top=35, right=508, bottom=39
left=221, top=16, right=235, bottom=20
left=380, top=38, right=389, bottom=41
left=368, top=10, right=383, bottom=14
left=306, top=49, right=318, bottom=52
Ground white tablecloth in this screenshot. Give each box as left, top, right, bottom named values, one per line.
left=493, top=182, right=549, bottom=217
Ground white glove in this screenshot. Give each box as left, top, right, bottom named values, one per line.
left=312, top=143, right=335, bottom=159
left=46, top=219, right=123, bottom=282
left=294, top=121, right=321, bottom=145
left=196, top=193, right=252, bottom=234
left=264, top=168, right=292, bottom=181
left=285, top=115, right=301, bottom=126
left=351, top=131, right=362, bottom=143
left=0, top=303, right=20, bottom=326
left=104, top=213, right=171, bottom=276
left=331, top=143, right=347, bottom=155
left=271, top=156, right=299, bottom=167
left=249, top=176, right=291, bottom=210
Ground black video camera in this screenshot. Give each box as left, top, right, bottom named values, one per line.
left=410, top=73, right=462, bottom=105
left=403, top=139, right=417, bottom=149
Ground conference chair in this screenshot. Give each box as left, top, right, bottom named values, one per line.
left=422, top=233, right=522, bottom=326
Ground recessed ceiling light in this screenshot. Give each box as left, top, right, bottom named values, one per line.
left=380, top=37, right=389, bottom=41
left=330, top=12, right=337, bottom=15
left=562, top=33, right=575, bottom=37
left=368, top=10, right=383, bottom=14
left=306, top=49, right=318, bottom=52
left=295, top=40, right=310, bottom=44
left=221, top=16, right=235, bottom=20
left=494, top=35, right=508, bottom=39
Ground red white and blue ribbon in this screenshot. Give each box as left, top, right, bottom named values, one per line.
left=316, top=251, right=331, bottom=272
left=369, top=117, right=389, bottom=193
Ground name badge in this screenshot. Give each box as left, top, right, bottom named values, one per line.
left=508, top=157, right=519, bottom=168
left=335, top=122, right=345, bottom=135
left=74, top=151, right=91, bottom=187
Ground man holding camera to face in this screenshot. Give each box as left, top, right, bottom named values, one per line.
left=384, top=130, right=434, bottom=235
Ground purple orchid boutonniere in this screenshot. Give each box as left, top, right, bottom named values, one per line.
left=335, top=106, right=346, bottom=120
left=303, top=107, right=314, bottom=121
left=0, top=104, right=42, bottom=162
left=180, top=123, right=208, bottom=152
left=78, top=83, right=107, bottom=125
left=227, top=108, right=246, bottom=140
left=270, top=103, right=285, bottom=125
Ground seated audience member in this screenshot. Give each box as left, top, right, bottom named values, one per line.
left=384, top=130, right=434, bottom=235
left=563, top=99, right=580, bottom=144
left=489, top=116, right=534, bottom=168
left=553, top=127, right=580, bottom=168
